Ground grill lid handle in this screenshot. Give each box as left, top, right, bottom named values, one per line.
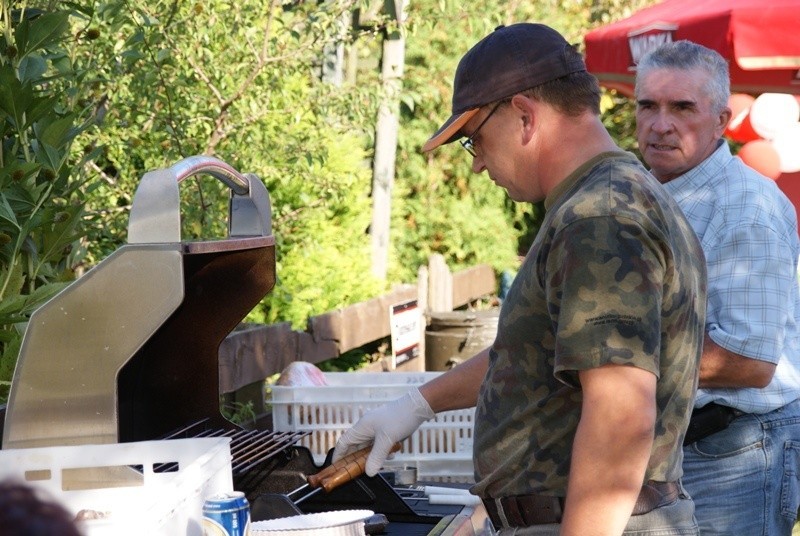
left=170, top=155, right=249, bottom=195
left=128, top=155, right=272, bottom=244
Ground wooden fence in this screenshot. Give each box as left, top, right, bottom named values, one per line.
left=218, top=256, right=497, bottom=405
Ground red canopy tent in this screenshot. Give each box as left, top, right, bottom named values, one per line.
left=584, top=0, right=800, bottom=234
left=584, top=0, right=800, bottom=97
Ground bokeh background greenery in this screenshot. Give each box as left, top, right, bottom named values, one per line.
left=0, top=0, right=656, bottom=401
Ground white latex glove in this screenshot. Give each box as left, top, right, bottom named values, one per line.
left=332, top=387, right=435, bottom=476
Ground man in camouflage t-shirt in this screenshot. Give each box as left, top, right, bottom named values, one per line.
left=472, top=151, right=705, bottom=500
left=333, top=24, right=706, bottom=535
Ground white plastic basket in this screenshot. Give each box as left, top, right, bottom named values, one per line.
left=269, top=372, right=475, bottom=483
left=0, top=437, right=233, bottom=535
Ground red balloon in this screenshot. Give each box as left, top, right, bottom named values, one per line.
left=726, top=108, right=761, bottom=143
left=728, top=93, right=755, bottom=119
left=738, top=140, right=782, bottom=180
left=725, top=94, right=756, bottom=143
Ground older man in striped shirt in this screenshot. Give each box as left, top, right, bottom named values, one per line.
left=635, top=40, right=800, bottom=536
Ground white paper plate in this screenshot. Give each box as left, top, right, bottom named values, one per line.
left=251, top=509, right=374, bottom=535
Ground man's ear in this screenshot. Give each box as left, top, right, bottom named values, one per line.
left=716, top=106, right=733, bottom=138
left=510, top=94, right=536, bottom=143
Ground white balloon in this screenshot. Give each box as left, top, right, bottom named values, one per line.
left=772, top=122, right=800, bottom=173
left=749, top=93, right=800, bottom=140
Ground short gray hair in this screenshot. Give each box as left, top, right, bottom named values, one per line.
left=635, top=40, right=730, bottom=114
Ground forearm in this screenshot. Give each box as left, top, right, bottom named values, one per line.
left=700, top=335, right=776, bottom=389
left=560, top=365, right=656, bottom=536
left=418, top=347, right=489, bottom=412
left=562, top=424, right=651, bottom=535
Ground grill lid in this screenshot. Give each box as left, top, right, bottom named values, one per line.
left=3, top=156, right=276, bottom=449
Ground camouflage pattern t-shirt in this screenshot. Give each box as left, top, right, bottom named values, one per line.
left=471, top=152, right=706, bottom=499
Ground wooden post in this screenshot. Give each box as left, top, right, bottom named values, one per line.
left=417, top=264, right=428, bottom=370
left=321, top=7, right=350, bottom=85
left=428, top=254, right=453, bottom=313
left=369, top=2, right=406, bottom=279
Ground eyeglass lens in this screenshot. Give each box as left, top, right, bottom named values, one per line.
left=460, top=101, right=504, bottom=157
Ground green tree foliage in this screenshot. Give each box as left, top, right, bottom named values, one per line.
left=80, top=0, right=657, bottom=291
left=77, top=0, right=390, bottom=327
left=0, top=3, right=102, bottom=399
left=0, top=0, right=392, bottom=401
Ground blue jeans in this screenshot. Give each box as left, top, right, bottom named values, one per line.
left=682, top=398, right=800, bottom=536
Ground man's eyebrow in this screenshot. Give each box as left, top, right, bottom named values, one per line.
left=635, top=98, right=697, bottom=107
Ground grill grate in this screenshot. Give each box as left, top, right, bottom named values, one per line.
left=160, top=418, right=309, bottom=493
left=193, top=427, right=310, bottom=474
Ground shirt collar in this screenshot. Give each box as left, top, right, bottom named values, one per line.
left=544, top=151, right=636, bottom=210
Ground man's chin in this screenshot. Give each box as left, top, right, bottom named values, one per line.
left=506, top=189, right=537, bottom=203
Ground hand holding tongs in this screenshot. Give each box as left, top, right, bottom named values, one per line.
left=288, top=443, right=402, bottom=504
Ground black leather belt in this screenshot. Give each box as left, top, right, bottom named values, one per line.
left=482, top=480, right=679, bottom=529
left=483, top=492, right=564, bottom=527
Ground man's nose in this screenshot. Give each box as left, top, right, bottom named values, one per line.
left=651, top=111, right=674, bottom=134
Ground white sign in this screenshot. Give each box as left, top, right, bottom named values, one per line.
left=626, top=23, right=678, bottom=69
left=389, top=299, right=421, bottom=367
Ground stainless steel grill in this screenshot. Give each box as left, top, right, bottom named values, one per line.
left=3, top=156, right=275, bottom=450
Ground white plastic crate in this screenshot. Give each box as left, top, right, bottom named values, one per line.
left=269, top=372, right=475, bottom=483
left=0, top=437, right=233, bottom=535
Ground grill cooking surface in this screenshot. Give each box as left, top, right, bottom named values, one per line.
left=163, top=419, right=309, bottom=494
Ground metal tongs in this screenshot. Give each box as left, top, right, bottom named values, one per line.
left=287, top=443, right=402, bottom=504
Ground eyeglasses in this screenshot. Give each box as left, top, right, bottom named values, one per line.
left=460, top=100, right=506, bottom=157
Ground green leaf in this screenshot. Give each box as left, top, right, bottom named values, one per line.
left=0, top=65, right=32, bottom=129
left=4, top=181, right=45, bottom=213
left=23, top=95, right=61, bottom=130
left=120, top=49, right=145, bottom=63
left=0, top=257, right=25, bottom=303
left=51, top=54, right=73, bottom=76
left=60, top=1, right=95, bottom=19
left=138, top=13, right=161, bottom=27
left=0, top=196, right=20, bottom=229
left=34, top=142, right=65, bottom=172
left=19, top=236, right=40, bottom=268
left=0, top=332, right=23, bottom=386
left=0, top=294, right=27, bottom=316
left=156, top=48, right=171, bottom=63
left=36, top=114, right=77, bottom=149
left=40, top=206, right=83, bottom=265
left=0, top=328, right=21, bottom=344
left=17, top=54, right=48, bottom=83
left=20, top=281, right=70, bottom=315
left=15, top=12, right=70, bottom=59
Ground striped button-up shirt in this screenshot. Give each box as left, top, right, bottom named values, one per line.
left=663, top=141, right=800, bottom=413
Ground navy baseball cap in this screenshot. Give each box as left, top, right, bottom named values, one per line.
left=423, top=23, right=586, bottom=152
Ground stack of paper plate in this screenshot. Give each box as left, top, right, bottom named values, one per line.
left=251, top=509, right=374, bottom=536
